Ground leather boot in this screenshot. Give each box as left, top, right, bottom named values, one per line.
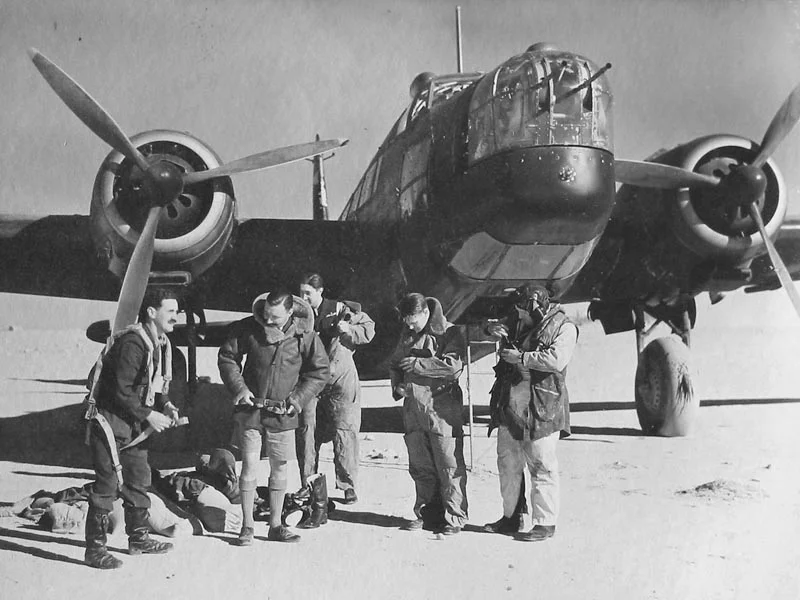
left=125, top=506, right=174, bottom=555
left=84, top=506, right=123, bottom=569
left=297, top=473, right=328, bottom=529
left=282, top=488, right=311, bottom=527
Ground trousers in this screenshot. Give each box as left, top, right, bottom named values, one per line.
left=496, top=426, right=559, bottom=526
left=87, top=421, right=151, bottom=513
left=404, top=430, right=468, bottom=527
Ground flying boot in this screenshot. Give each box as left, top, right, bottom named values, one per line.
left=282, top=487, right=311, bottom=527
left=297, top=473, right=328, bottom=529
left=84, top=506, right=123, bottom=569
left=125, top=506, right=173, bottom=555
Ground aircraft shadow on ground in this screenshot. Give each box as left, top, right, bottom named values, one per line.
left=0, top=402, right=197, bottom=471
left=3, top=392, right=799, bottom=469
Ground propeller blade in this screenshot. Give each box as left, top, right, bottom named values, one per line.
left=751, top=81, right=800, bottom=169
left=748, top=203, right=800, bottom=319
left=28, top=48, right=150, bottom=173
left=112, top=206, right=162, bottom=333
left=183, top=138, right=349, bottom=185
left=614, top=159, right=720, bottom=190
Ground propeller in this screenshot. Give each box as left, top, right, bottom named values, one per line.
left=112, top=206, right=162, bottom=332
left=748, top=203, right=800, bottom=316
left=613, top=82, right=800, bottom=319
left=614, top=160, right=720, bottom=190
left=30, top=48, right=348, bottom=333
left=183, top=139, right=348, bottom=185
left=751, top=81, right=800, bottom=169
left=28, top=48, right=151, bottom=174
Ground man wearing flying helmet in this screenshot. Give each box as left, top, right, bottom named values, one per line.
left=483, top=284, right=577, bottom=542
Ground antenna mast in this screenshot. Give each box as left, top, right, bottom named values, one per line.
left=456, top=6, right=463, bottom=73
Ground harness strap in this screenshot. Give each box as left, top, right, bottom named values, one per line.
left=92, top=413, right=124, bottom=488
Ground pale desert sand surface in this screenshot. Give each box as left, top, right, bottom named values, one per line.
left=0, top=291, right=799, bottom=600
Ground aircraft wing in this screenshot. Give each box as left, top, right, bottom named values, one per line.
left=198, top=218, right=370, bottom=313
left=0, top=214, right=375, bottom=313
left=0, top=215, right=119, bottom=302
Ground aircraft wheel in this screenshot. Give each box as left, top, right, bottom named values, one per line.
left=634, top=336, right=697, bottom=436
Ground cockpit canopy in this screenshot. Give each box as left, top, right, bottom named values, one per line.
left=467, top=46, right=613, bottom=163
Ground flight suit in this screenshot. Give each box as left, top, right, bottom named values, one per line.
left=390, top=297, right=468, bottom=528
left=302, top=298, right=375, bottom=492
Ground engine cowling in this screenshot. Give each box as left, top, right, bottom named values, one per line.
left=662, top=134, right=786, bottom=264
left=90, top=130, right=236, bottom=281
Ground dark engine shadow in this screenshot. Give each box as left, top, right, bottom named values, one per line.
left=327, top=510, right=407, bottom=529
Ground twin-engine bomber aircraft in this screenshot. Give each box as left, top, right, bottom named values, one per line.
left=3, top=43, right=800, bottom=437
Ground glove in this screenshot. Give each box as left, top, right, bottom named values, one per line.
left=286, top=397, right=302, bottom=416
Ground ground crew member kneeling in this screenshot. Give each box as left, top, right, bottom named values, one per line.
left=391, top=293, right=468, bottom=535
left=84, top=288, right=181, bottom=569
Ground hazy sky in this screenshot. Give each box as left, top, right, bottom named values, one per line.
left=1, top=0, right=799, bottom=221
left=1, top=0, right=800, bottom=329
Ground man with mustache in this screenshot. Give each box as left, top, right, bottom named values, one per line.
left=218, top=289, right=329, bottom=546
left=84, top=288, right=182, bottom=569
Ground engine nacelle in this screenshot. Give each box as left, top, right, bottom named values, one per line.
left=90, top=130, right=236, bottom=281
left=660, top=135, right=786, bottom=264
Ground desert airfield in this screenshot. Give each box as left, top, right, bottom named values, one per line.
left=0, top=290, right=799, bottom=600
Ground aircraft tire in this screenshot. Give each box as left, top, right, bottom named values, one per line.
left=634, top=336, right=697, bottom=436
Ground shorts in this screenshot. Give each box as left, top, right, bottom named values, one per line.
left=233, top=412, right=295, bottom=461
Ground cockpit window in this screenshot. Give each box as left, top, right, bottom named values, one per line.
left=467, top=51, right=613, bottom=163
left=494, top=57, right=531, bottom=149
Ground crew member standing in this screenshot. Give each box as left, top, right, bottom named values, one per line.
left=390, top=292, right=468, bottom=535
left=84, top=288, right=181, bottom=569
left=298, top=273, right=375, bottom=509
left=218, top=290, right=328, bottom=546
left=482, top=284, right=577, bottom=542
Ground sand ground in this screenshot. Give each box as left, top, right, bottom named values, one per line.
left=0, top=292, right=799, bottom=600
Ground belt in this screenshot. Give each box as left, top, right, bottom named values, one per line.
left=430, top=381, right=459, bottom=397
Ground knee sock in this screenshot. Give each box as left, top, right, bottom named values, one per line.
left=268, top=458, right=287, bottom=529
left=269, top=488, right=285, bottom=529
left=240, top=479, right=256, bottom=530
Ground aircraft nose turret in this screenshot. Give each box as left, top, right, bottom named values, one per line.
left=445, top=47, right=617, bottom=284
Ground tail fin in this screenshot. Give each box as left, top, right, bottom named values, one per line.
left=312, top=133, right=329, bottom=221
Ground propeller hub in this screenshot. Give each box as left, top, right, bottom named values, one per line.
left=723, top=164, right=768, bottom=208
left=146, top=160, right=185, bottom=207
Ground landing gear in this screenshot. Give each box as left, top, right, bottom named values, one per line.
left=633, top=305, right=699, bottom=436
